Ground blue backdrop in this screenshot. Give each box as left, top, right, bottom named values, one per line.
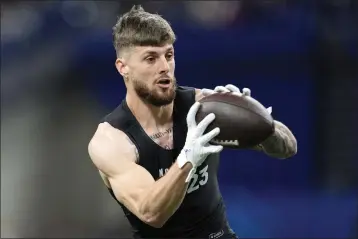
left=75, top=4, right=356, bottom=238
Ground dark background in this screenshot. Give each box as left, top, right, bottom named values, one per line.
left=1, top=1, right=357, bottom=238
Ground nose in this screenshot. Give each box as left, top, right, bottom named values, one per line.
left=159, top=56, right=170, bottom=74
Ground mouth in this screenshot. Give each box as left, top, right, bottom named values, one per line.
left=156, top=79, right=171, bottom=88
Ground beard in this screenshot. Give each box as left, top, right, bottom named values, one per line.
left=132, top=77, right=177, bottom=107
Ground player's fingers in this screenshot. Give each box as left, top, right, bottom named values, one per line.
left=187, top=102, right=201, bottom=128
left=232, top=92, right=243, bottom=97
left=205, top=144, right=223, bottom=154
left=200, top=127, right=220, bottom=145
left=214, top=86, right=230, bottom=93
left=266, top=106, right=272, bottom=115
left=225, top=84, right=241, bottom=93
left=196, top=113, right=215, bottom=135
left=242, top=88, right=251, bottom=96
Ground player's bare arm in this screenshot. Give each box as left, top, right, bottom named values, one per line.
left=259, top=120, right=297, bottom=159
left=88, top=122, right=193, bottom=228
left=195, top=88, right=205, bottom=102
left=195, top=86, right=297, bottom=159
left=88, top=103, right=222, bottom=228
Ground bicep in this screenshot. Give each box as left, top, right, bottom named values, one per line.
left=88, top=124, right=155, bottom=218
left=109, top=163, right=155, bottom=216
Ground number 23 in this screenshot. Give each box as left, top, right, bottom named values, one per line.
left=187, top=165, right=209, bottom=194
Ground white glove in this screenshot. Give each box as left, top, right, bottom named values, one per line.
left=177, top=102, right=223, bottom=182
left=202, top=84, right=272, bottom=114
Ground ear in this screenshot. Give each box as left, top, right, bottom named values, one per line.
left=115, top=58, right=128, bottom=78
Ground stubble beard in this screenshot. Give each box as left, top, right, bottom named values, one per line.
left=132, top=77, right=177, bottom=107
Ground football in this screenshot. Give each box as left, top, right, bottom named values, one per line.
left=195, top=93, right=275, bottom=149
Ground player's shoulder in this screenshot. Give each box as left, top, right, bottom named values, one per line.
left=100, top=103, right=129, bottom=129
left=176, top=85, right=196, bottom=95
left=89, top=122, right=130, bottom=154
left=88, top=122, right=138, bottom=174
left=174, top=85, right=197, bottom=106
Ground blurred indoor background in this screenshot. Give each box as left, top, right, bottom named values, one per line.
left=1, top=0, right=357, bottom=238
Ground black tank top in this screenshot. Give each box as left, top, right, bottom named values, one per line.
left=101, top=86, right=233, bottom=238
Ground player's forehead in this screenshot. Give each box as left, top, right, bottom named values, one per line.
left=132, top=44, right=174, bottom=56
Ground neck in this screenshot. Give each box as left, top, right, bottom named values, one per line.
left=126, top=92, right=173, bottom=129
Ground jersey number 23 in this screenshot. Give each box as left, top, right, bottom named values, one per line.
left=187, top=165, right=209, bottom=194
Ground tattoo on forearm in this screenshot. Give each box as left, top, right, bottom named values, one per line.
left=261, top=121, right=297, bottom=159
left=149, top=128, right=173, bottom=140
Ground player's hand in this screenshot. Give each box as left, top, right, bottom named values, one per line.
left=202, top=84, right=250, bottom=97
left=202, top=84, right=272, bottom=114
left=177, top=102, right=223, bottom=182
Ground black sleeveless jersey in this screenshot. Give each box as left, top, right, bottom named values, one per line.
left=101, top=86, right=236, bottom=238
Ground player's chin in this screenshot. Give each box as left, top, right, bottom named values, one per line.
left=150, top=96, right=175, bottom=107
left=155, top=84, right=175, bottom=96
left=153, top=90, right=176, bottom=105
left=160, top=92, right=175, bottom=102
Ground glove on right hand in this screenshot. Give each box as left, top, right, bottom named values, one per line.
left=177, top=102, right=223, bottom=182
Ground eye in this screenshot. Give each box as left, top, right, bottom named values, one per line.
left=145, top=57, right=155, bottom=63
left=166, top=53, right=174, bottom=60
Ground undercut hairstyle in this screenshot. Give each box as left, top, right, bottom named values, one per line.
left=112, top=5, right=176, bottom=57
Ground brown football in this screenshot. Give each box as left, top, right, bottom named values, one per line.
left=195, top=93, right=275, bottom=149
